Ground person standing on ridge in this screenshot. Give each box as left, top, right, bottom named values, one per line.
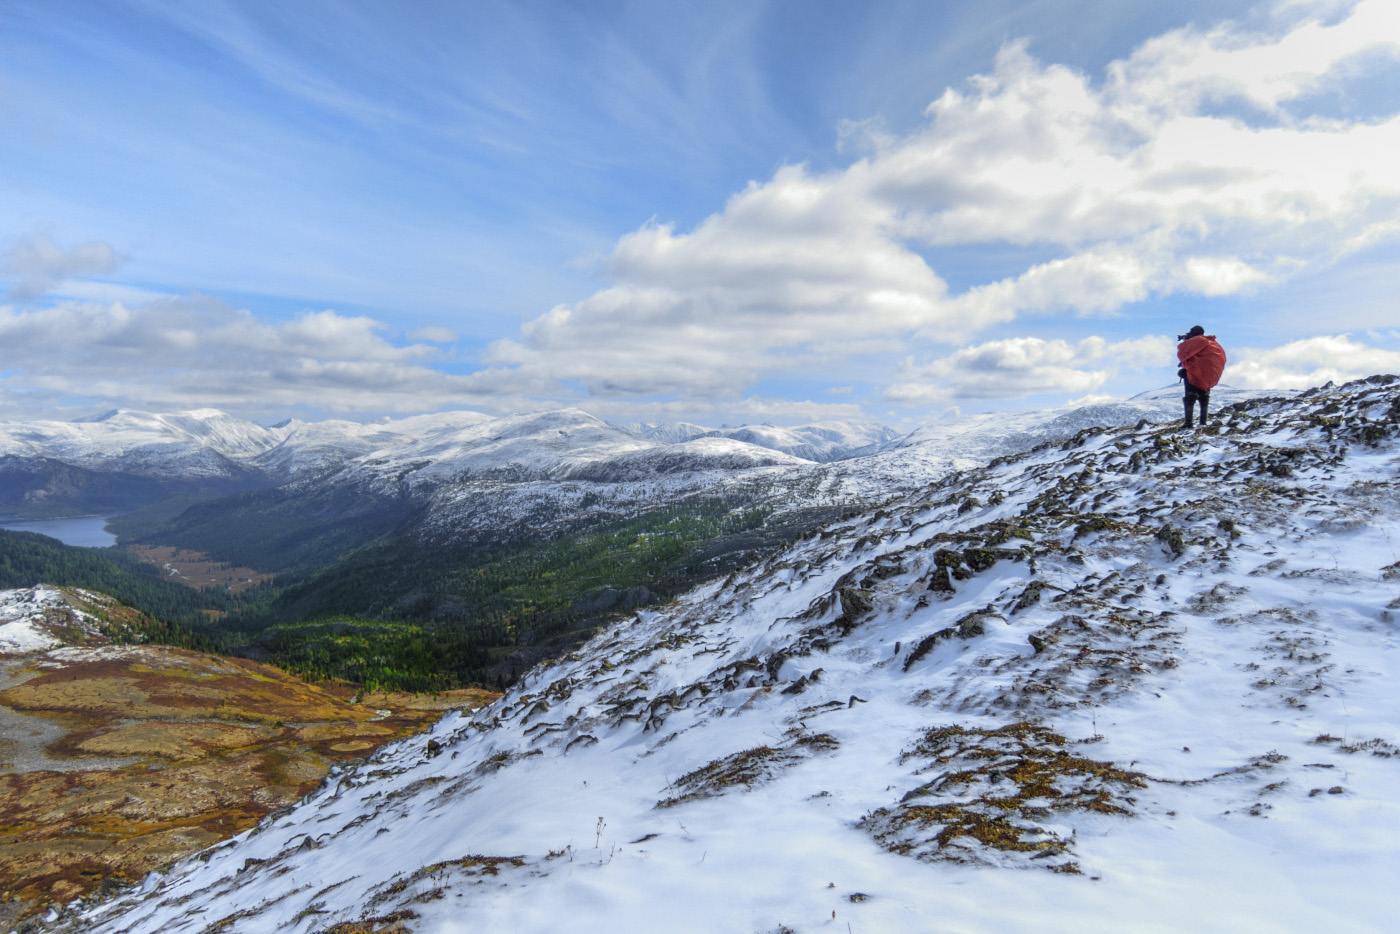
left=1176, top=325, right=1227, bottom=428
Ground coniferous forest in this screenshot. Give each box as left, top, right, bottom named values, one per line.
left=3, top=496, right=842, bottom=692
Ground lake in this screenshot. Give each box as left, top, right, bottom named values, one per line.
left=0, top=516, right=117, bottom=548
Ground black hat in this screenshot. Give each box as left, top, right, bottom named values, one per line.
left=1186, top=325, right=1205, bottom=338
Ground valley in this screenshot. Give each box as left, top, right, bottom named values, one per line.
left=0, top=587, right=495, bottom=927
left=120, top=545, right=271, bottom=594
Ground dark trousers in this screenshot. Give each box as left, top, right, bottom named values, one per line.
left=1183, top=380, right=1209, bottom=427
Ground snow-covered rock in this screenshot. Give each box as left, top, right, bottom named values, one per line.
left=0, top=586, right=104, bottom=655
left=49, top=376, right=1400, bottom=934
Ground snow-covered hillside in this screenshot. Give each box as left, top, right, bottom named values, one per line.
left=834, top=384, right=1273, bottom=497
left=48, top=376, right=1400, bottom=933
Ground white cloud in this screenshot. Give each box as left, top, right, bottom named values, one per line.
left=4, top=234, right=123, bottom=301
left=0, top=295, right=540, bottom=419
left=884, top=335, right=1172, bottom=404
left=1174, top=256, right=1270, bottom=296
left=482, top=0, right=1400, bottom=404
left=1229, top=333, right=1400, bottom=388
left=487, top=162, right=953, bottom=398
left=1112, top=0, right=1400, bottom=116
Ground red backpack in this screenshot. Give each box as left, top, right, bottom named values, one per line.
left=1177, top=335, right=1226, bottom=391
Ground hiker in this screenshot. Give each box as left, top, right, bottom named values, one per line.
left=1176, top=325, right=1226, bottom=428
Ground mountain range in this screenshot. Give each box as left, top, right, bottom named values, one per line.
left=1, top=386, right=1256, bottom=523
left=0, top=407, right=891, bottom=490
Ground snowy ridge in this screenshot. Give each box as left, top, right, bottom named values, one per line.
left=1, top=408, right=888, bottom=490
left=49, top=376, right=1400, bottom=933
left=342, top=409, right=654, bottom=483
left=0, top=409, right=273, bottom=480
left=328, top=411, right=882, bottom=488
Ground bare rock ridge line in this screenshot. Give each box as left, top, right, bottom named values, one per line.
left=35, top=375, right=1400, bottom=932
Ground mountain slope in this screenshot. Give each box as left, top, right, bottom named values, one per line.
left=48, top=375, right=1400, bottom=934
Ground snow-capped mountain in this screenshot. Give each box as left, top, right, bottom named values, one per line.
left=345, top=409, right=657, bottom=482
left=48, top=376, right=1400, bottom=934
left=706, top=421, right=903, bottom=462
left=325, top=410, right=893, bottom=489
left=607, top=419, right=713, bottom=445
left=0, top=409, right=279, bottom=480
left=252, top=419, right=414, bottom=478
left=0, top=408, right=885, bottom=497
left=0, top=387, right=1272, bottom=511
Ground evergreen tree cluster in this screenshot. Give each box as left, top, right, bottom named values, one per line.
left=0, top=529, right=235, bottom=626
left=4, top=496, right=816, bottom=693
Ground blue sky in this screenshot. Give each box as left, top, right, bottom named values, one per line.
left=2, top=0, right=1398, bottom=426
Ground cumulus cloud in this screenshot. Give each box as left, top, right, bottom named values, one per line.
left=486, top=163, right=951, bottom=398
left=486, top=0, right=1400, bottom=403
left=884, top=335, right=1171, bottom=404
left=4, top=234, right=123, bottom=301
left=0, top=295, right=536, bottom=418
left=1229, top=334, right=1400, bottom=388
